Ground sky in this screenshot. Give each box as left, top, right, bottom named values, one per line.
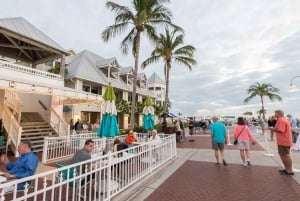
left=1, top=0, right=300, bottom=118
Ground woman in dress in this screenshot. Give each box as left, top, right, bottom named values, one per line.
left=233, top=117, right=256, bottom=166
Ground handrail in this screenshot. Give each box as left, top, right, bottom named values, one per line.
left=38, top=100, right=47, bottom=111
left=1, top=105, right=22, bottom=157
left=0, top=60, right=62, bottom=80
left=50, top=107, right=68, bottom=136
left=3, top=90, right=22, bottom=123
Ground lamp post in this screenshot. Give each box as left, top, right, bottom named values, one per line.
left=288, top=76, right=300, bottom=92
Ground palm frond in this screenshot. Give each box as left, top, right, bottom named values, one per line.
left=120, top=28, right=136, bottom=55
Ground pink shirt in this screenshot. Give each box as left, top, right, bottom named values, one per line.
left=233, top=125, right=254, bottom=141
left=275, top=117, right=292, bottom=146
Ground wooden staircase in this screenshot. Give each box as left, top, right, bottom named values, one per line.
left=20, top=112, right=58, bottom=152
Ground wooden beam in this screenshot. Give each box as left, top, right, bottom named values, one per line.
left=32, top=54, right=61, bottom=66
left=0, top=28, right=69, bottom=55
left=0, top=43, right=45, bottom=51
left=3, top=33, right=33, bottom=61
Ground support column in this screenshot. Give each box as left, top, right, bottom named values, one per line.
left=59, top=55, right=66, bottom=78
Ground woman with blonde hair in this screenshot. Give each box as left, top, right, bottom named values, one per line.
left=149, top=129, right=161, bottom=144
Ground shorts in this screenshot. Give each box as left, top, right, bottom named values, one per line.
left=212, top=142, right=224, bottom=151
left=237, top=140, right=250, bottom=150
left=278, top=145, right=290, bottom=155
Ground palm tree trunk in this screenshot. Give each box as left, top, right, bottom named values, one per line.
left=260, top=96, right=265, bottom=120
left=163, top=62, right=170, bottom=113
left=129, top=31, right=141, bottom=129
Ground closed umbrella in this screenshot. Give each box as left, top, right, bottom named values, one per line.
left=142, top=96, right=155, bottom=130
left=97, top=84, right=120, bottom=138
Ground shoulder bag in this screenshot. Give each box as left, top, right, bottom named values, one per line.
left=233, top=126, right=245, bottom=145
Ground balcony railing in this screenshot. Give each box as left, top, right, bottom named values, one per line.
left=0, top=60, right=62, bottom=80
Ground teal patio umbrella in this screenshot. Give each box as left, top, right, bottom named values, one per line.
left=142, top=96, right=155, bottom=130
left=97, top=84, right=120, bottom=138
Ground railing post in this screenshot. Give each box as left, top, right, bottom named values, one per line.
left=107, top=152, right=112, bottom=200
left=42, top=137, right=49, bottom=164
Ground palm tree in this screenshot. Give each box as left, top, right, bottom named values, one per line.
left=257, top=109, right=267, bottom=117
left=141, top=28, right=197, bottom=112
left=243, top=111, right=253, bottom=116
left=102, top=0, right=175, bottom=128
left=244, top=82, right=282, bottom=120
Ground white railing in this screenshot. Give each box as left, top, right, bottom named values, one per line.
left=0, top=135, right=176, bottom=201
left=1, top=105, right=22, bottom=157
left=0, top=60, right=62, bottom=80
left=42, top=133, right=104, bottom=164
left=50, top=108, right=69, bottom=136
left=3, top=90, right=22, bottom=123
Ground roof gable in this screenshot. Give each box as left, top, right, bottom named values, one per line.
left=0, top=17, right=66, bottom=53
left=148, top=73, right=164, bottom=84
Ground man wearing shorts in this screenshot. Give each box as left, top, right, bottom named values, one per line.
left=210, top=116, right=228, bottom=167
left=270, top=110, right=293, bottom=175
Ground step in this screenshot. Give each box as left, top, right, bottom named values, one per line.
left=20, top=122, right=50, bottom=128
left=21, top=132, right=56, bottom=137
left=22, top=128, right=54, bottom=133
left=22, top=135, right=58, bottom=140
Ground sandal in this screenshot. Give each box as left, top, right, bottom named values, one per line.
left=216, top=162, right=221, bottom=167
left=285, top=172, right=294, bottom=176
left=278, top=169, right=287, bottom=174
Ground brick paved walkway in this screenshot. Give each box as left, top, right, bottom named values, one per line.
left=126, top=130, right=300, bottom=201
left=145, top=160, right=300, bottom=201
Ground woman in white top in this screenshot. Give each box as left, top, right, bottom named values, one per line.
left=149, top=129, right=161, bottom=144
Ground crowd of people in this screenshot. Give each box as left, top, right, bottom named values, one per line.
left=69, top=118, right=100, bottom=134
left=208, top=110, right=295, bottom=176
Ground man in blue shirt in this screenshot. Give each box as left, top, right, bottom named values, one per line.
left=210, top=116, right=228, bottom=167
left=0, top=140, right=39, bottom=192
left=287, top=114, right=298, bottom=143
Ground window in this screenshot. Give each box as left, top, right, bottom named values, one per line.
left=91, top=86, right=100, bottom=94
left=82, top=85, right=90, bottom=92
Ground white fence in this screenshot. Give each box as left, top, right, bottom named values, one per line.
left=42, top=133, right=103, bottom=164
left=0, top=134, right=176, bottom=201
left=42, top=133, right=157, bottom=164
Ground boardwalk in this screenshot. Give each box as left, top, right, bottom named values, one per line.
left=120, top=129, right=300, bottom=201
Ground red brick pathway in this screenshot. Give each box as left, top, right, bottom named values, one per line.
left=145, top=160, right=300, bottom=201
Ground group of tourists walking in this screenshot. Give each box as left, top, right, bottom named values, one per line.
left=209, top=110, right=294, bottom=176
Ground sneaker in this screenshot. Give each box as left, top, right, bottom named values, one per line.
left=242, top=163, right=247, bottom=167
left=216, top=162, right=221, bottom=167
left=247, top=161, right=251, bottom=166
left=223, top=160, right=228, bottom=166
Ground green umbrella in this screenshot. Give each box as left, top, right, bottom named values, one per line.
left=144, top=96, right=153, bottom=106
left=103, top=84, right=116, bottom=101
left=97, top=84, right=119, bottom=138
left=143, top=96, right=154, bottom=130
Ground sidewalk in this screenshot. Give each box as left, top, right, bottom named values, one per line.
left=119, top=129, right=300, bottom=201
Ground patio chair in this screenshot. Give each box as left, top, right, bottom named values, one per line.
left=0, top=136, right=4, bottom=154
left=55, top=161, right=92, bottom=200
left=55, top=161, right=78, bottom=187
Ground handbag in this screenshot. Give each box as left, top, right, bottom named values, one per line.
left=234, top=126, right=245, bottom=145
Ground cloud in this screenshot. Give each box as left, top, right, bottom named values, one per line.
left=1, top=0, right=300, bottom=118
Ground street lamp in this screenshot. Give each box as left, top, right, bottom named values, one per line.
left=288, top=76, right=300, bottom=92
